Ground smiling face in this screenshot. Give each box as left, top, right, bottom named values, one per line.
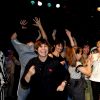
left=54, top=43, right=63, bottom=53
left=83, top=45, right=90, bottom=55
left=37, top=44, right=49, bottom=57
left=34, top=39, right=49, bottom=60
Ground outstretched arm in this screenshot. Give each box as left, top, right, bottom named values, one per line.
left=33, top=17, right=48, bottom=41
left=11, top=32, right=23, bottom=45
left=11, top=32, right=30, bottom=55
left=72, top=36, right=77, bottom=47
left=65, top=29, right=77, bottom=47
left=52, top=29, right=57, bottom=41
left=11, top=32, right=24, bottom=56
left=36, top=30, right=42, bottom=41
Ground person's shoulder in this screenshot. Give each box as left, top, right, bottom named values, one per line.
left=26, top=57, right=38, bottom=69
left=29, top=56, right=37, bottom=61
left=47, top=56, right=54, bottom=60
left=92, top=53, right=99, bottom=61
left=76, top=61, right=82, bottom=66
left=48, top=53, right=53, bottom=58
left=48, top=56, right=62, bottom=66
left=47, top=56, right=56, bottom=64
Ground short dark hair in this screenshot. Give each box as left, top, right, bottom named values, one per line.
left=52, top=39, right=64, bottom=52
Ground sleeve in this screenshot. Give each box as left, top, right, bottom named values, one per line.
left=76, top=61, right=82, bottom=67
left=75, top=61, right=83, bottom=73
left=11, top=39, right=31, bottom=55
left=11, top=39, right=25, bottom=55
left=64, top=69, right=70, bottom=84
left=20, top=58, right=35, bottom=89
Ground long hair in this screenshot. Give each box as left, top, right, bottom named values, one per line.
left=65, top=47, right=76, bottom=67
left=65, top=47, right=82, bottom=67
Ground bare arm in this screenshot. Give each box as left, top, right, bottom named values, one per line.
left=52, top=29, right=57, bottom=41
left=78, top=56, right=93, bottom=76
left=56, top=80, right=67, bottom=91
left=65, top=29, right=77, bottom=47
left=72, top=36, right=77, bottom=47
left=36, top=30, right=42, bottom=41
left=33, top=17, right=48, bottom=41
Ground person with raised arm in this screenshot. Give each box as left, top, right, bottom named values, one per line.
left=33, top=17, right=48, bottom=41
left=65, top=29, right=77, bottom=48
left=11, top=32, right=37, bottom=100
left=11, top=17, right=49, bottom=100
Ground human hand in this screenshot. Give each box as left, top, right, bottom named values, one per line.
left=33, top=17, right=41, bottom=28
left=56, top=81, right=67, bottom=91
left=65, top=29, right=71, bottom=37
left=20, top=19, right=28, bottom=29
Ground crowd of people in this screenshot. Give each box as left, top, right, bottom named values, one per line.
left=0, top=17, right=100, bottom=100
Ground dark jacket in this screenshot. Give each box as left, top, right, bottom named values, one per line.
left=21, top=56, right=70, bottom=100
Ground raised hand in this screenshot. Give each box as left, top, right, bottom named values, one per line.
left=52, top=29, right=57, bottom=41
left=33, top=17, right=48, bottom=41
left=20, top=19, right=28, bottom=29
left=65, top=29, right=71, bottom=37
left=33, top=17, right=41, bottom=28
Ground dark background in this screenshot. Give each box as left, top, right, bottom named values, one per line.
left=0, top=0, right=100, bottom=51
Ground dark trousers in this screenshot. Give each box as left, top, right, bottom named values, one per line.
left=91, top=81, right=100, bottom=100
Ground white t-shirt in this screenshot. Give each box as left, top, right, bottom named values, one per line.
left=68, top=61, right=82, bottom=79
left=89, top=53, right=100, bottom=82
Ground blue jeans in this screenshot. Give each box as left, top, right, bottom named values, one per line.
left=67, top=96, right=72, bottom=100
left=17, top=82, right=30, bottom=100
